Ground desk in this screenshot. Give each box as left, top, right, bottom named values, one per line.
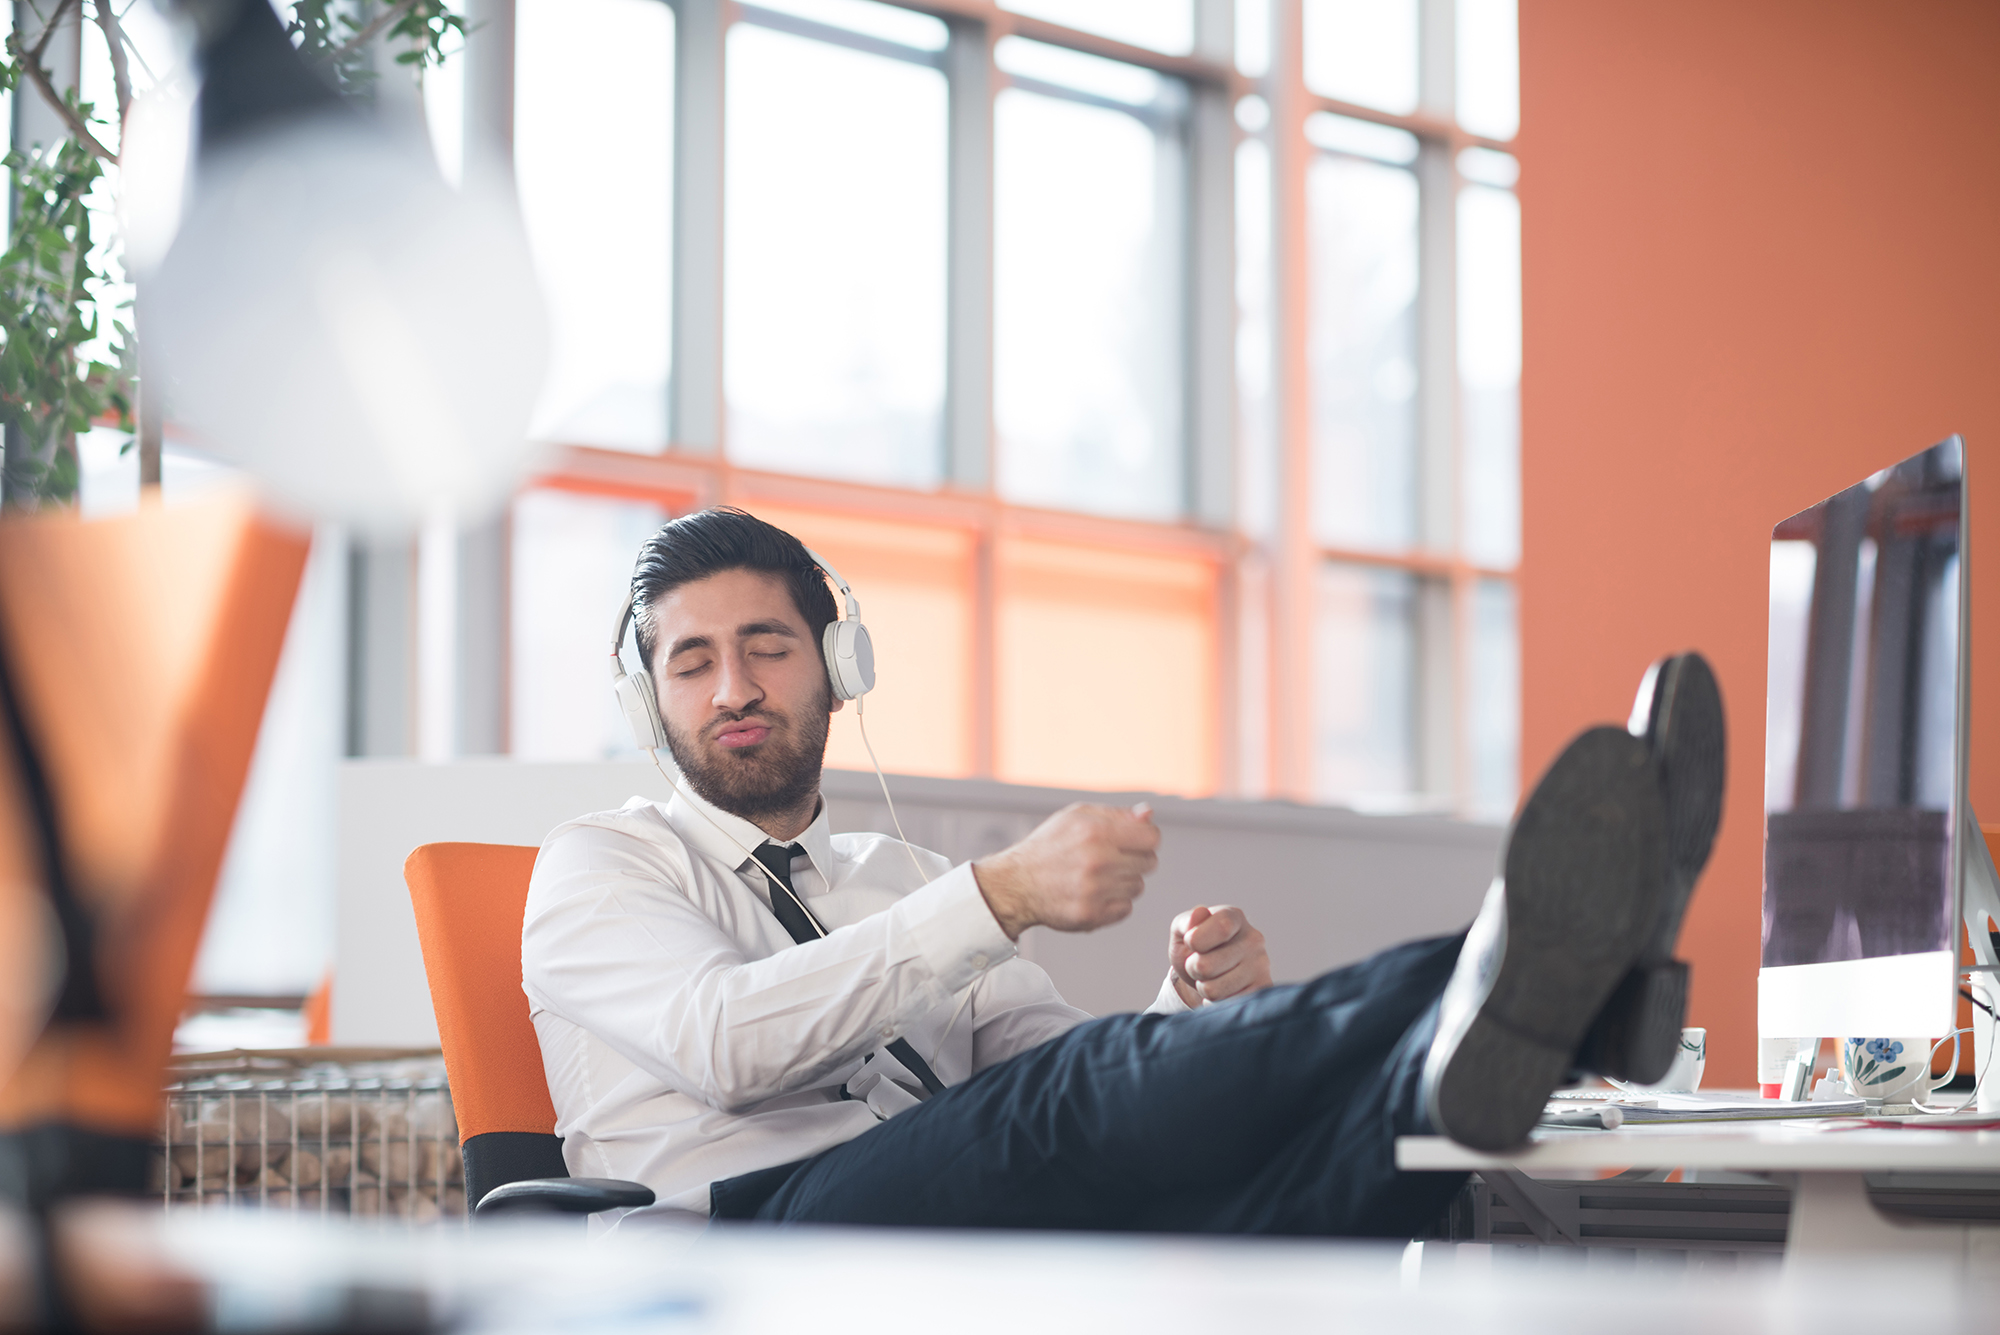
left=66, top=1205, right=2000, bottom=1333
left=1398, top=1121, right=2000, bottom=1271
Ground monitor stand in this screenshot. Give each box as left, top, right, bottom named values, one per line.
left=1964, top=813, right=2000, bottom=1112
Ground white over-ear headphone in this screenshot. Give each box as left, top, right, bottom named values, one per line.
left=609, top=546, right=874, bottom=753
left=812, top=548, right=876, bottom=703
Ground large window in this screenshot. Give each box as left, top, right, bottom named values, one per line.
left=993, top=39, right=1185, bottom=520
left=724, top=6, right=950, bottom=485
left=487, top=0, right=1520, bottom=817
left=1264, top=0, right=1523, bottom=816
left=516, top=0, right=675, bottom=451
left=1307, top=117, right=1419, bottom=553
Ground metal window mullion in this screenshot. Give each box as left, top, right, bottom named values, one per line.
left=1415, top=571, right=1457, bottom=803
left=1266, top=0, right=1314, bottom=802
left=464, top=0, right=517, bottom=171
left=1184, top=48, right=1233, bottom=530
left=1417, top=0, right=1456, bottom=122
left=1452, top=566, right=1482, bottom=817
left=944, top=16, right=995, bottom=491
left=671, top=0, right=729, bottom=455
left=737, top=3, right=945, bottom=69
left=1306, top=93, right=1504, bottom=152
left=943, top=15, right=996, bottom=775
left=1415, top=0, right=1461, bottom=563
left=461, top=0, right=518, bottom=712
left=1413, top=0, right=1461, bottom=807
left=1190, top=0, right=1236, bottom=794
left=1414, top=141, right=1457, bottom=570
left=995, top=73, right=1179, bottom=129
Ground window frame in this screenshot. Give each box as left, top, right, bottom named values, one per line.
left=488, top=0, right=1519, bottom=815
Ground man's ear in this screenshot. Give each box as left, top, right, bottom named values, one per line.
left=830, top=697, right=845, bottom=714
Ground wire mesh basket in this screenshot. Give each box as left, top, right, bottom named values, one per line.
left=156, top=1051, right=466, bottom=1221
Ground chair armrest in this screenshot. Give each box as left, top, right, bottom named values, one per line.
left=474, top=1176, right=656, bottom=1217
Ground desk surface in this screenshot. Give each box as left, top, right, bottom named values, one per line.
left=122, top=1205, right=1997, bottom=1332
left=1397, top=1122, right=2000, bottom=1173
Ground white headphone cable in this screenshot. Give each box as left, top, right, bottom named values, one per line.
left=1913, top=1027, right=1974, bottom=1114
left=1966, top=977, right=1998, bottom=1112
left=856, top=692, right=930, bottom=885
left=852, top=689, right=984, bottom=1042
left=1914, top=977, right=1999, bottom=1115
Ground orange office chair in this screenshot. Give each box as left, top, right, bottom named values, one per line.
left=404, top=842, right=652, bottom=1217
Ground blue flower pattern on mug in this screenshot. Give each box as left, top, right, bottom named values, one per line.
left=1845, top=1037, right=1912, bottom=1089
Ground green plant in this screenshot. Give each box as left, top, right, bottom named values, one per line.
left=0, top=118, right=133, bottom=508
left=290, top=0, right=466, bottom=91
left=1, top=0, right=132, bottom=509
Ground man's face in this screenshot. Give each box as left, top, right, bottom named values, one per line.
left=649, top=568, right=837, bottom=822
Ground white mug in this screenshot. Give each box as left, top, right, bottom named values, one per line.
left=1607, top=1028, right=1707, bottom=1095
left=1840, top=1036, right=1940, bottom=1106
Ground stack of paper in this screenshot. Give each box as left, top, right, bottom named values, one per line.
left=1601, top=1094, right=1866, bottom=1122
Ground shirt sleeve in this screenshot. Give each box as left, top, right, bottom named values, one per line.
left=963, top=962, right=1192, bottom=1072
left=522, top=817, right=1017, bottom=1115
left=963, top=958, right=1094, bottom=1072
left=1145, top=972, right=1193, bottom=1016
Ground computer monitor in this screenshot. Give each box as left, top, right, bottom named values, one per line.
left=1759, top=435, right=1969, bottom=1039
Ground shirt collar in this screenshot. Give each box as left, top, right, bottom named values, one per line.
left=662, top=780, right=836, bottom=893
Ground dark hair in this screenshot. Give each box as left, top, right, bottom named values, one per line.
left=630, top=507, right=836, bottom=673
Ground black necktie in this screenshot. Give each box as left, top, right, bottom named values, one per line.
left=752, top=842, right=822, bottom=944
left=751, top=841, right=947, bottom=1098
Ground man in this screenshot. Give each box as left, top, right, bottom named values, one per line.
left=523, top=508, right=1722, bottom=1234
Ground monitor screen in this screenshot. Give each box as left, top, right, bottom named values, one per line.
left=1763, top=437, right=1965, bottom=972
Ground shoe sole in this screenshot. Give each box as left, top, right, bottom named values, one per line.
left=1581, top=653, right=1726, bottom=1083
left=1638, top=653, right=1726, bottom=961
left=1430, top=727, right=1667, bottom=1151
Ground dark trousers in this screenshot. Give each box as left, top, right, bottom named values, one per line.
left=709, top=932, right=1469, bottom=1236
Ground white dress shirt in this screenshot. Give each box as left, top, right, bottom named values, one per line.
left=521, top=783, right=1187, bottom=1228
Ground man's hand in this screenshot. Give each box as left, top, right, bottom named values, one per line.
left=973, top=803, right=1160, bottom=940
left=1169, top=905, right=1271, bottom=1007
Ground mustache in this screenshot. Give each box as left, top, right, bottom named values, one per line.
left=701, top=706, right=789, bottom=741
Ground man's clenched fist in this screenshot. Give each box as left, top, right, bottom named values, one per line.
left=973, top=803, right=1161, bottom=939
left=1169, top=905, right=1271, bottom=1007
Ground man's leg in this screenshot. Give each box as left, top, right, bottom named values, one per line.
left=735, top=931, right=1463, bottom=1233
left=718, top=718, right=1694, bottom=1234
left=1149, top=994, right=1459, bottom=1237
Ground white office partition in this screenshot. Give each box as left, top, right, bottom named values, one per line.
left=334, top=760, right=1502, bottom=1045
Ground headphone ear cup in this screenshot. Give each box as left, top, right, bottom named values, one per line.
left=822, top=619, right=876, bottom=701
left=613, top=669, right=668, bottom=751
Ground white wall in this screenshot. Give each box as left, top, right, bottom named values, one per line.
left=334, top=761, right=1502, bottom=1044
left=195, top=525, right=346, bottom=995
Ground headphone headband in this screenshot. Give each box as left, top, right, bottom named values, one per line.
left=611, top=592, right=638, bottom=679
left=609, top=547, right=875, bottom=711
left=803, top=546, right=862, bottom=623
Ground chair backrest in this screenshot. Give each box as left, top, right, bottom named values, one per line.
left=404, top=842, right=568, bottom=1205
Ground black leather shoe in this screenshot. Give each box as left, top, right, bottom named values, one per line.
left=1423, top=727, right=1667, bottom=1152
left=1575, top=653, right=1726, bottom=1084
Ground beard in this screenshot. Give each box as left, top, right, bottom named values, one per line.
left=662, top=686, right=832, bottom=825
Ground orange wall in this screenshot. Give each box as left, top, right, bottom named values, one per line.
left=1520, top=0, right=2000, bottom=1083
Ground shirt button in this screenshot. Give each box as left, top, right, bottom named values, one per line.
left=879, top=1024, right=895, bottom=1040
left=971, top=954, right=988, bottom=970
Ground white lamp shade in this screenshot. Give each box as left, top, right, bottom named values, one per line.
left=150, top=116, right=551, bottom=533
